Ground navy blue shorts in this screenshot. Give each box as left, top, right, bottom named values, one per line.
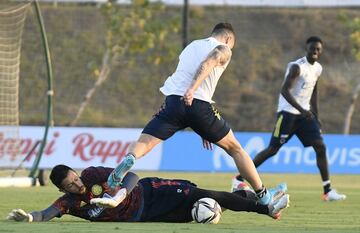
left=269, top=111, right=323, bottom=147
left=142, top=95, right=231, bottom=143
left=139, top=177, right=197, bottom=222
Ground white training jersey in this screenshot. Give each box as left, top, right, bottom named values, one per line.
left=277, top=56, right=322, bottom=114
left=159, top=37, right=230, bottom=103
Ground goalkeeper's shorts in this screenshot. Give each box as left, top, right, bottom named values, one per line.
left=138, top=177, right=197, bottom=222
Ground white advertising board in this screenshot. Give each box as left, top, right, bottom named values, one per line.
left=0, top=126, right=163, bottom=170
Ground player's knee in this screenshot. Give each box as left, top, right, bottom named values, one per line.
left=217, top=137, right=241, bottom=155
left=230, top=142, right=244, bottom=156
left=312, top=140, right=326, bottom=152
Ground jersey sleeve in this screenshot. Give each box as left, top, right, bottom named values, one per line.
left=51, top=194, right=75, bottom=216
left=80, top=166, right=113, bottom=185
left=30, top=205, right=61, bottom=221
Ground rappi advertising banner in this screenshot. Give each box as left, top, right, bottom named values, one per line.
left=0, top=126, right=163, bottom=170
left=1, top=127, right=359, bottom=174
left=160, top=132, right=360, bottom=174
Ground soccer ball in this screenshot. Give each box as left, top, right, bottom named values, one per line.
left=191, top=197, right=222, bottom=224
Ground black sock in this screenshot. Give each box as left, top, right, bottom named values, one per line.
left=236, top=175, right=244, bottom=181
left=323, top=183, right=331, bottom=194
left=255, top=186, right=268, bottom=199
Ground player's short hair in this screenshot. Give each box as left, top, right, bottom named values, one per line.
left=211, top=22, right=235, bottom=37
left=306, top=36, right=323, bottom=45
left=50, top=164, right=75, bottom=189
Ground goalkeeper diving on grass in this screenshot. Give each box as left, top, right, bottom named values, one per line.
left=7, top=165, right=289, bottom=223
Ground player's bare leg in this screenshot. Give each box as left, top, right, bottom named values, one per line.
left=128, top=133, right=163, bottom=159
left=215, top=130, right=271, bottom=204
left=108, top=134, right=162, bottom=188
left=232, top=146, right=281, bottom=192
left=253, top=146, right=280, bottom=167
left=312, top=139, right=346, bottom=201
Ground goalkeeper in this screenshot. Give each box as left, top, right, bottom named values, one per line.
left=7, top=164, right=289, bottom=223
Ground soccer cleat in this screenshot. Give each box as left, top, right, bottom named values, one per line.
left=268, top=192, right=290, bottom=220
left=322, top=189, right=346, bottom=202
left=231, top=177, right=289, bottom=204
left=231, top=176, right=253, bottom=193
left=269, top=183, right=288, bottom=196
left=231, top=177, right=257, bottom=200
left=107, top=154, right=136, bottom=189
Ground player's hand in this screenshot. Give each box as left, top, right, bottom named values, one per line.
left=90, top=189, right=127, bottom=208
left=202, top=138, right=213, bottom=150
left=301, top=110, right=314, bottom=120
left=7, top=209, right=33, bottom=222
left=183, top=88, right=195, bottom=106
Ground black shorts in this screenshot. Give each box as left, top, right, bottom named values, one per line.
left=142, top=95, right=230, bottom=143
left=269, top=111, right=323, bottom=147
left=139, top=177, right=197, bottom=222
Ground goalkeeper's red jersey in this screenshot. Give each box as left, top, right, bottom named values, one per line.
left=52, top=166, right=143, bottom=222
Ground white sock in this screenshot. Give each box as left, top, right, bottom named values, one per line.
left=322, top=180, right=331, bottom=186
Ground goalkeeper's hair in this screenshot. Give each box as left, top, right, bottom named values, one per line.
left=50, top=164, right=75, bottom=189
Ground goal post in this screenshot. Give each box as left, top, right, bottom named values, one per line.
left=0, top=0, right=54, bottom=186
left=28, top=0, right=54, bottom=179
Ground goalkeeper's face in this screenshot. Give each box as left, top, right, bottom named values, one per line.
left=60, top=171, right=86, bottom=195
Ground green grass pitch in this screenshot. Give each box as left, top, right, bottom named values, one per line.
left=0, top=172, right=359, bottom=233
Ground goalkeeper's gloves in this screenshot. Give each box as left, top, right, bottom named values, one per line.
left=7, top=209, right=33, bottom=222
left=90, top=188, right=127, bottom=208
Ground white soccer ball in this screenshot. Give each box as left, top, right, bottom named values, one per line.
left=191, top=197, right=222, bottom=224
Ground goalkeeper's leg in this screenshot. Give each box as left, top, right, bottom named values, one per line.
left=190, top=188, right=269, bottom=215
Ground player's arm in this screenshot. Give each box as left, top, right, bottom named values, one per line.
left=310, top=82, right=318, bottom=117
left=91, top=172, right=139, bottom=208
left=183, top=45, right=231, bottom=106
left=281, top=64, right=314, bottom=119
left=7, top=205, right=60, bottom=222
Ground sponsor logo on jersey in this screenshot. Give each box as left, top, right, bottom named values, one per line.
left=88, top=206, right=105, bottom=218
left=88, top=193, right=111, bottom=218
left=91, top=184, right=103, bottom=196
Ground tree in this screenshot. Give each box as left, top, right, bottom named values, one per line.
left=70, top=0, right=179, bottom=126
left=339, top=14, right=360, bottom=134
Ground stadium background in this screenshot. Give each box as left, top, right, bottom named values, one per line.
left=13, top=1, right=360, bottom=132
left=0, top=1, right=359, bottom=232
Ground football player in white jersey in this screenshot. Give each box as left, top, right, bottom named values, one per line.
left=232, top=36, right=346, bottom=202
left=101, top=23, right=287, bottom=207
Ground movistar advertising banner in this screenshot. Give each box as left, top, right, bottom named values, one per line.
left=160, top=132, right=360, bottom=174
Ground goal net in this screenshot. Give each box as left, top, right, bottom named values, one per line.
left=0, top=2, right=32, bottom=167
